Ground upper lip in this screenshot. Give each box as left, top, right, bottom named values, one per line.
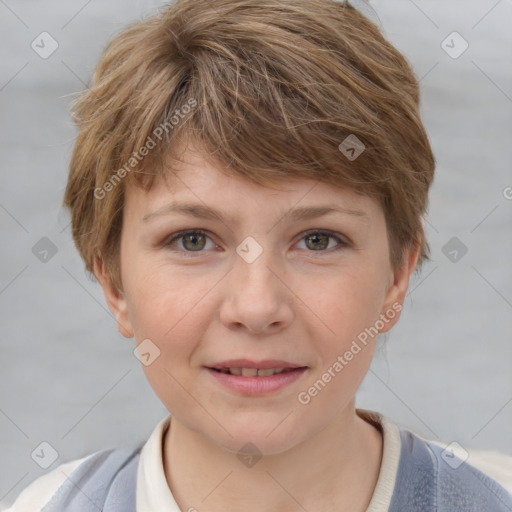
left=207, top=359, right=307, bottom=370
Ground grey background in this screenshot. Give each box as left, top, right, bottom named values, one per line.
left=1, top=0, right=511, bottom=508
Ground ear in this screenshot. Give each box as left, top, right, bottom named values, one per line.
left=93, top=254, right=134, bottom=338
left=378, top=243, right=420, bottom=334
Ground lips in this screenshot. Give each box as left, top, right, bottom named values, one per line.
left=207, top=359, right=307, bottom=376
left=205, top=359, right=308, bottom=394
left=206, top=366, right=308, bottom=395
left=211, top=367, right=297, bottom=377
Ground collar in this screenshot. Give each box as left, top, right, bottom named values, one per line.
left=136, top=408, right=402, bottom=512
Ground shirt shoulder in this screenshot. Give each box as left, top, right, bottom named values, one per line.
left=427, top=438, right=512, bottom=511
left=463, top=448, right=512, bottom=493
left=389, top=428, right=512, bottom=512
left=5, top=454, right=93, bottom=512
left=5, top=446, right=142, bottom=512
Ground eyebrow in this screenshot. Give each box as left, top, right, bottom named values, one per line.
left=142, top=202, right=369, bottom=225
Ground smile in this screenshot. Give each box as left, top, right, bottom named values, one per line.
left=210, top=367, right=297, bottom=377
left=205, top=365, right=308, bottom=395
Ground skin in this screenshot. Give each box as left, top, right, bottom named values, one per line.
left=95, top=143, right=419, bottom=511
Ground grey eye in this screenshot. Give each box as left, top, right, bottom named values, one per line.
left=181, top=232, right=208, bottom=251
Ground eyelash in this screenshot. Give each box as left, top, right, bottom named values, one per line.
left=161, top=229, right=349, bottom=258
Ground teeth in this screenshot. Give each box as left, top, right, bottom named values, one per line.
left=257, top=368, right=276, bottom=377
left=213, top=367, right=299, bottom=376
left=226, top=367, right=289, bottom=376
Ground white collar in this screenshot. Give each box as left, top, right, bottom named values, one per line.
left=136, top=408, right=401, bottom=512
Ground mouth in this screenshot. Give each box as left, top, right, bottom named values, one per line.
left=206, top=359, right=307, bottom=376
left=208, top=367, right=303, bottom=377
left=205, top=359, right=309, bottom=395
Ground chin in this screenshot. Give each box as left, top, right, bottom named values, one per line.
left=205, top=412, right=308, bottom=457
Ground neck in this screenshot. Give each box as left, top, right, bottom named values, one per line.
left=163, top=405, right=383, bottom=512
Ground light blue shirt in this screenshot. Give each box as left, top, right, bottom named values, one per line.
left=37, top=428, right=512, bottom=511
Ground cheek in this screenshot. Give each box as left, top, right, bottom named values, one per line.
left=125, top=268, right=214, bottom=411
left=124, top=264, right=220, bottom=391
left=299, top=263, right=387, bottom=347
left=295, top=270, right=382, bottom=415
left=293, top=263, right=385, bottom=408
left=124, top=259, right=211, bottom=338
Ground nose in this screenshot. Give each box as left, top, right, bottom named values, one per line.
left=218, top=245, right=294, bottom=336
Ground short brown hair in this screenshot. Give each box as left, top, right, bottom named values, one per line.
left=64, top=0, right=435, bottom=291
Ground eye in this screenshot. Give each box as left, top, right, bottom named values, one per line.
left=163, top=230, right=216, bottom=255
left=296, top=230, right=348, bottom=253
left=162, top=228, right=348, bottom=257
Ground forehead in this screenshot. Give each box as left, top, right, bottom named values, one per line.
left=124, top=145, right=383, bottom=224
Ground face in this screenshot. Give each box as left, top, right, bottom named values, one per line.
left=97, top=145, right=417, bottom=455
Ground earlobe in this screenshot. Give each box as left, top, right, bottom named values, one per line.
left=93, top=254, right=134, bottom=339
left=379, top=244, right=420, bottom=334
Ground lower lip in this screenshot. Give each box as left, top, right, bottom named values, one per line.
left=205, top=367, right=308, bottom=395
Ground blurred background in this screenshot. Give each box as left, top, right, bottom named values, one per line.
left=1, top=0, right=511, bottom=508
